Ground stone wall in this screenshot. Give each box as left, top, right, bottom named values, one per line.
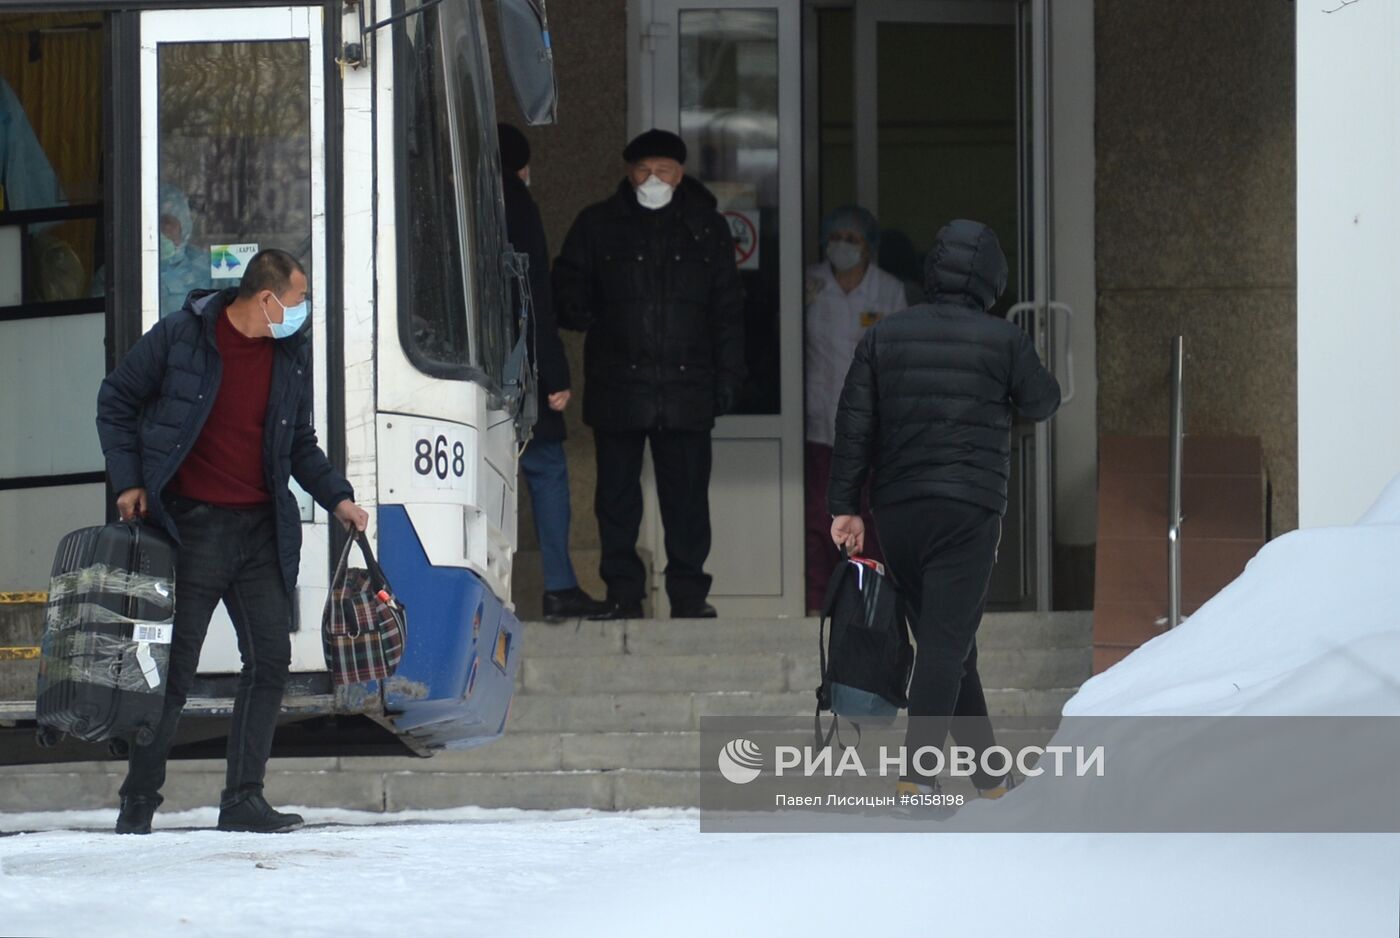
left=1095, top=0, right=1297, bottom=533
left=485, top=1, right=630, bottom=609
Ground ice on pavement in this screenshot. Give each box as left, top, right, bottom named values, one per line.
left=3, top=482, right=1400, bottom=937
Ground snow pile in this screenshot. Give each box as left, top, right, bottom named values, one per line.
left=1066, top=504, right=1400, bottom=717
left=2, top=480, right=1399, bottom=936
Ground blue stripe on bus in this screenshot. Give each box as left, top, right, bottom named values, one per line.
left=376, top=504, right=521, bottom=751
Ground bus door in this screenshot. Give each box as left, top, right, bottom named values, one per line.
left=136, top=6, right=332, bottom=679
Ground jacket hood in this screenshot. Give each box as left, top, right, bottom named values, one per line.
left=922, top=220, right=1008, bottom=312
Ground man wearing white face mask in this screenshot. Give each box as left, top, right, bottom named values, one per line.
left=803, top=205, right=907, bottom=611
left=97, top=248, right=368, bottom=835
left=553, top=129, right=745, bottom=620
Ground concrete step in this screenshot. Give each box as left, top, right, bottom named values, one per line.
left=0, top=722, right=1063, bottom=812
left=0, top=763, right=695, bottom=813
left=518, top=612, right=1093, bottom=658
left=518, top=646, right=1091, bottom=696
left=504, top=688, right=1078, bottom=733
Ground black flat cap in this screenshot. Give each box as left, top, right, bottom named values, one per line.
left=497, top=122, right=530, bottom=174
left=622, top=128, right=687, bottom=165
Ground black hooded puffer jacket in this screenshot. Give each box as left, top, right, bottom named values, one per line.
left=826, top=220, right=1061, bottom=517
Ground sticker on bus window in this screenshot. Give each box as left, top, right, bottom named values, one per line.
left=210, top=243, right=259, bottom=280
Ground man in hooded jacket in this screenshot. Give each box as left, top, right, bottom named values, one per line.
left=827, top=219, right=1061, bottom=800
left=553, top=129, right=745, bottom=620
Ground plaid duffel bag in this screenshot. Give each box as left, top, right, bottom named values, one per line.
left=322, top=531, right=407, bottom=685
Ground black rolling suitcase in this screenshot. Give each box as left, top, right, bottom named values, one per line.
left=35, top=521, right=176, bottom=749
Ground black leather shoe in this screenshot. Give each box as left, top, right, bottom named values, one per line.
left=542, top=587, right=609, bottom=622
left=217, top=790, right=304, bottom=833
left=588, top=599, right=644, bottom=621
left=115, top=794, right=161, bottom=834
left=671, top=601, right=717, bottom=619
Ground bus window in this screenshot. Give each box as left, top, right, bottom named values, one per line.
left=394, top=0, right=512, bottom=385
left=0, top=13, right=106, bottom=591
left=157, top=40, right=313, bottom=315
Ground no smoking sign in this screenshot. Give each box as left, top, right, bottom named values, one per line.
left=724, top=210, right=761, bottom=271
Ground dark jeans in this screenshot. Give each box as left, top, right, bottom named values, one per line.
left=520, top=438, right=579, bottom=592
left=120, top=495, right=292, bottom=802
left=594, top=427, right=712, bottom=607
left=874, top=496, right=1003, bottom=790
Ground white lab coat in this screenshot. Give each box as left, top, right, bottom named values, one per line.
left=803, top=260, right=908, bottom=446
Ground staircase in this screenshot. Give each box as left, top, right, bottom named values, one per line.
left=0, top=612, right=1092, bottom=813
left=346, top=611, right=1092, bottom=810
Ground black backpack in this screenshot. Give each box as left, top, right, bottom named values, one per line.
left=814, top=553, right=914, bottom=747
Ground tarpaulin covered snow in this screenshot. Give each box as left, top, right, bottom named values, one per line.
left=3, top=483, right=1399, bottom=937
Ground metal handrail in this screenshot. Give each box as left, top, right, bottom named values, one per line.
left=1168, top=336, right=1185, bottom=629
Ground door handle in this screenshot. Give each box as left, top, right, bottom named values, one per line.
left=1048, top=301, right=1075, bottom=405
left=1005, top=301, right=1075, bottom=406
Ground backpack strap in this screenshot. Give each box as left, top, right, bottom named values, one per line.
left=815, top=548, right=852, bottom=711
left=814, top=549, right=856, bottom=749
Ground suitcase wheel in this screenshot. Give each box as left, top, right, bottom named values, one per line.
left=35, top=726, right=61, bottom=748
left=107, top=737, right=130, bottom=758
left=134, top=726, right=156, bottom=747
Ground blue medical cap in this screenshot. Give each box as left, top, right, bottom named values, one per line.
left=819, top=205, right=880, bottom=257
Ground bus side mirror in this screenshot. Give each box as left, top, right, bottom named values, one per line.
left=493, top=0, right=557, bottom=125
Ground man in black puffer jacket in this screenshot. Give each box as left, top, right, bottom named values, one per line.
left=553, top=129, right=745, bottom=620
left=96, top=249, right=367, bottom=835
left=827, top=219, right=1060, bottom=801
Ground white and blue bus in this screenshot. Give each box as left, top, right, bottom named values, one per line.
left=0, top=0, right=555, bottom=760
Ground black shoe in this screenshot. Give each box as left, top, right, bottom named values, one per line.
left=542, top=587, right=609, bottom=622
left=588, top=599, right=644, bottom=621
left=217, top=790, right=304, bottom=833
left=671, top=601, right=717, bottom=619
left=115, top=794, right=161, bottom=835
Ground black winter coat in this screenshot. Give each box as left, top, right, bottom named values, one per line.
left=552, top=177, right=745, bottom=431
left=96, top=289, right=354, bottom=592
left=504, top=173, right=569, bottom=442
left=828, top=220, right=1061, bottom=517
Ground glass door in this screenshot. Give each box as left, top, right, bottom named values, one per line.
left=644, top=0, right=804, bottom=615
left=836, top=0, right=1062, bottom=610
left=138, top=6, right=331, bottom=670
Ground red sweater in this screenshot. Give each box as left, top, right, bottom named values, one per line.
left=169, top=310, right=274, bottom=506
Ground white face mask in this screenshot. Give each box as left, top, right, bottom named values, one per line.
left=636, top=175, right=675, bottom=210
left=826, top=240, right=865, bottom=273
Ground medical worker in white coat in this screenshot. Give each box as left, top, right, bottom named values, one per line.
left=803, top=204, right=907, bottom=610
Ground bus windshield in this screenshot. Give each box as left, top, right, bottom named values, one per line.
left=393, top=0, right=512, bottom=386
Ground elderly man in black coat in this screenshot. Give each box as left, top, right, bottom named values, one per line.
left=553, top=129, right=745, bottom=620
left=499, top=123, right=606, bottom=622
left=828, top=219, right=1061, bottom=802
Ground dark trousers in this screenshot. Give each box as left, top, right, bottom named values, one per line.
left=594, top=427, right=712, bottom=608
left=874, top=496, right=1003, bottom=790
left=120, top=496, right=292, bottom=803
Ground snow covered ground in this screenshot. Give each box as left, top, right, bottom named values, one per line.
left=3, top=480, right=1400, bottom=937
left=2, top=806, right=1397, bottom=937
